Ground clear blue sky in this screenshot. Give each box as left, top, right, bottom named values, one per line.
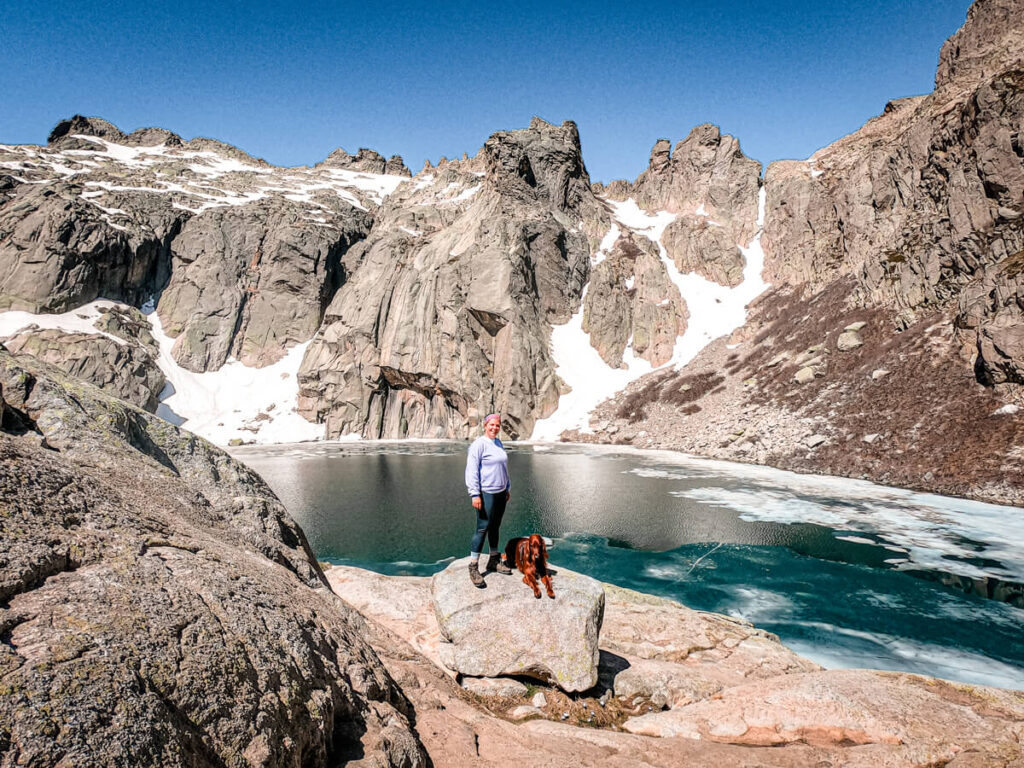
left=2, top=0, right=973, bottom=182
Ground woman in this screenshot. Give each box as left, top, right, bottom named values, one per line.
left=464, top=413, right=512, bottom=587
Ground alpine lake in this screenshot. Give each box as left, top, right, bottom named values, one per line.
left=233, top=441, right=1024, bottom=691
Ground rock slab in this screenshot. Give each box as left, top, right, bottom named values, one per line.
left=431, top=558, right=605, bottom=692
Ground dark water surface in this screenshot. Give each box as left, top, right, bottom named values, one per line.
left=234, top=441, right=1024, bottom=690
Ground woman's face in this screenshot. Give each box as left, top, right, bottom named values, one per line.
left=484, top=418, right=501, bottom=438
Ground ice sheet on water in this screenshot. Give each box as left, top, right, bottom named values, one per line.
left=672, top=484, right=1024, bottom=583
left=783, top=624, right=1024, bottom=690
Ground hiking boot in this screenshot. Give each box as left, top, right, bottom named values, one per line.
left=468, top=560, right=485, bottom=588
left=487, top=551, right=512, bottom=575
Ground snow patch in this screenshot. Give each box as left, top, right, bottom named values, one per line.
left=530, top=284, right=655, bottom=441
left=0, top=300, right=127, bottom=345
left=145, top=308, right=324, bottom=446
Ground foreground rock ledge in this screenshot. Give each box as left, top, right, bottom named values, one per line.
left=431, top=557, right=605, bottom=691
left=329, top=565, right=1024, bottom=767
left=0, top=349, right=427, bottom=767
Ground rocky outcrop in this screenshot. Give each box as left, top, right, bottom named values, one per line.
left=599, top=585, right=819, bottom=702
left=936, top=0, right=1024, bottom=88
left=297, top=118, right=609, bottom=439
left=0, top=349, right=427, bottom=766
left=1, top=306, right=165, bottom=411
left=761, top=0, right=1024, bottom=392
left=582, top=234, right=687, bottom=367
left=158, top=197, right=371, bottom=370
left=622, top=669, right=1024, bottom=760
left=320, top=147, right=411, bottom=177
left=0, top=182, right=183, bottom=313
left=604, top=125, right=762, bottom=288
left=431, top=558, right=605, bottom=692
left=662, top=213, right=747, bottom=287
left=47, top=114, right=127, bottom=148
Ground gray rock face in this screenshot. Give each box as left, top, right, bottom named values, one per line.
left=0, top=116, right=405, bottom=377
left=0, top=182, right=183, bottom=312
left=0, top=349, right=427, bottom=767
left=936, top=0, right=1024, bottom=88
left=431, top=558, right=605, bottom=692
left=158, top=197, right=371, bottom=371
left=298, top=118, right=609, bottom=439
left=1, top=305, right=165, bottom=411
left=630, top=125, right=761, bottom=249
left=583, top=235, right=687, bottom=367
left=761, top=0, right=1024, bottom=390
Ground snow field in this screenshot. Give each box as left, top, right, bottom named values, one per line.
left=0, top=300, right=324, bottom=446
left=531, top=190, right=771, bottom=439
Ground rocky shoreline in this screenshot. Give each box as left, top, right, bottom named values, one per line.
left=327, top=562, right=1024, bottom=767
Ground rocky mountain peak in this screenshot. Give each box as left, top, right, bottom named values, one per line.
left=320, top=146, right=411, bottom=176
left=47, top=115, right=185, bottom=150
left=47, top=115, right=125, bottom=147
left=648, top=138, right=672, bottom=173
left=936, top=0, right=1024, bottom=89
left=483, top=117, right=593, bottom=213
left=123, top=126, right=184, bottom=147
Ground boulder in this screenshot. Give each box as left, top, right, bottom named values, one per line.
left=431, top=558, right=605, bottom=692
left=461, top=676, right=529, bottom=698
left=836, top=329, right=864, bottom=351
left=794, top=366, right=816, bottom=384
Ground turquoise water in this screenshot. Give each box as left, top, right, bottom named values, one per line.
left=234, top=441, right=1024, bottom=690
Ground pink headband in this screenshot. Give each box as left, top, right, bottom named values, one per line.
left=484, top=413, right=501, bottom=425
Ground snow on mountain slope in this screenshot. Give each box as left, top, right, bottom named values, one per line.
left=532, top=190, right=770, bottom=439
left=0, top=299, right=322, bottom=445
left=0, top=133, right=410, bottom=219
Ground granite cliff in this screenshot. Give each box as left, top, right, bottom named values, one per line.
left=576, top=0, right=1024, bottom=505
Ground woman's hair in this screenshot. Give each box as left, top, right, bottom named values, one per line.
left=484, top=413, right=501, bottom=426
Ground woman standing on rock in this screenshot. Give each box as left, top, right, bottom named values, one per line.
left=465, top=413, right=512, bottom=587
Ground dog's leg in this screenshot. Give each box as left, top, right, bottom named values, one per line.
left=542, top=574, right=555, bottom=599
left=523, top=573, right=541, bottom=599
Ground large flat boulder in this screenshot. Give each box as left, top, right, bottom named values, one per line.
left=621, top=669, right=1024, bottom=764
left=430, top=557, right=604, bottom=691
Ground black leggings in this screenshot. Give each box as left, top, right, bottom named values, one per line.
left=470, top=491, right=507, bottom=554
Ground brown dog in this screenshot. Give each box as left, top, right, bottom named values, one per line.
left=503, top=534, right=555, bottom=599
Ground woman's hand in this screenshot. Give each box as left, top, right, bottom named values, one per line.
left=472, top=496, right=482, bottom=510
